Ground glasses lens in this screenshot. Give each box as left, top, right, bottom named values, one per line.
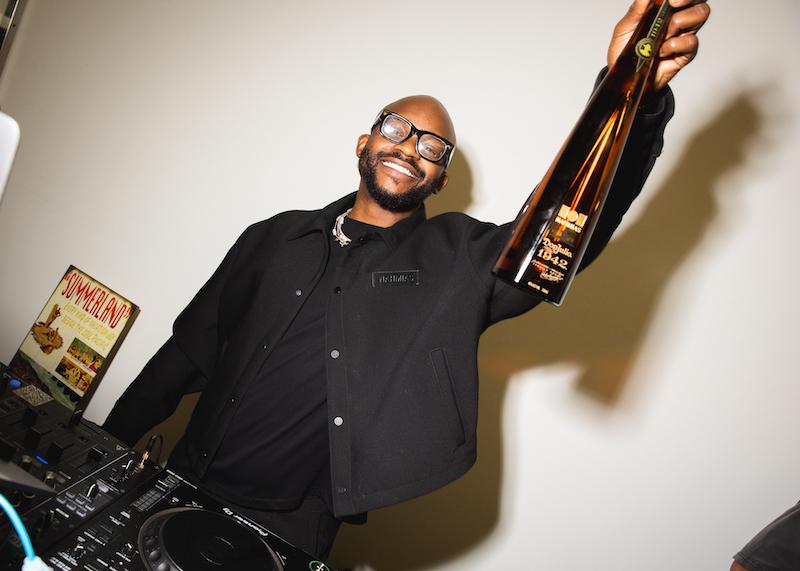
left=381, top=115, right=411, bottom=143
left=418, top=134, right=447, bottom=162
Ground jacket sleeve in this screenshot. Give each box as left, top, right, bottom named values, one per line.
left=469, top=72, right=675, bottom=327
left=102, top=228, right=248, bottom=446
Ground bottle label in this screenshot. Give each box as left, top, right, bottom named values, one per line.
left=555, top=204, right=588, bottom=234
left=636, top=1, right=672, bottom=71
left=530, top=234, right=576, bottom=292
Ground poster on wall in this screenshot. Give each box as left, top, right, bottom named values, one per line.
left=9, top=265, right=139, bottom=411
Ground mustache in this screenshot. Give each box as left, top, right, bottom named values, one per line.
left=376, top=151, right=424, bottom=178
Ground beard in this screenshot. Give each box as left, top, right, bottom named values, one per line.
left=358, top=147, right=443, bottom=213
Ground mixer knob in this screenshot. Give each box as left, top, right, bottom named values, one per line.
left=120, top=542, right=136, bottom=557
left=86, top=483, right=100, bottom=499
left=69, top=543, right=87, bottom=560
left=18, top=454, right=33, bottom=471
left=43, top=471, right=57, bottom=487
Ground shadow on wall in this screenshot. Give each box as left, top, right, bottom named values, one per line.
left=329, top=91, right=769, bottom=570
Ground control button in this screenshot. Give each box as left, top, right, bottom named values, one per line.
left=333, top=286, right=342, bottom=294
left=86, top=483, right=99, bottom=499
left=157, top=563, right=171, bottom=571
left=43, top=471, right=57, bottom=487
left=148, top=548, right=162, bottom=561
left=333, top=416, right=344, bottom=427
left=330, top=350, right=340, bottom=359
left=76, top=508, right=87, bottom=517
left=9, top=379, right=22, bottom=389
left=18, top=455, right=33, bottom=471
left=295, top=289, right=303, bottom=296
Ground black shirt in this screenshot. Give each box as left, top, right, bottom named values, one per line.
left=185, top=215, right=389, bottom=512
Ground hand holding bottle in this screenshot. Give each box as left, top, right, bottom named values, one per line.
left=608, top=0, right=711, bottom=91
left=494, top=0, right=698, bottom=304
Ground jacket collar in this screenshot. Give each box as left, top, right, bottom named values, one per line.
left=288, top=192, right=428, bottom=250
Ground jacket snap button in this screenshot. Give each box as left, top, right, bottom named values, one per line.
left=333, top=416, right=344, bottom=427
left=330, top=349, right=340, bottom=359
left=295, top=289, right=302, bottom=296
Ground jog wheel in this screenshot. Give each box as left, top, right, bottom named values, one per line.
left=138, top=507, right=284, bottom=570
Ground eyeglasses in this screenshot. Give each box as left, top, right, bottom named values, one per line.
left=372, top=110, right=455, bottom=167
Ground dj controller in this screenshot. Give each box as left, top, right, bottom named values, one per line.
left=0, top=365, right=333, bottom=570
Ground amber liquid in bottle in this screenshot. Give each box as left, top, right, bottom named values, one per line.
left=493, top=0, right=673, bottom=305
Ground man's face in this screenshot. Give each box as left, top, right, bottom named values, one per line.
left=357, top=142, right=444, bottom=213
left=356, top=97, right=455, bottom=213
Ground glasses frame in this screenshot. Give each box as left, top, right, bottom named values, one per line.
left=372, top=109, right=455, bottom=168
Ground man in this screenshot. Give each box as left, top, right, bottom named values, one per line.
left=104, top=0, right=710, bottom=559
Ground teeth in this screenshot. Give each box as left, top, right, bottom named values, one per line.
left=382, top=161, right=415, bottom=178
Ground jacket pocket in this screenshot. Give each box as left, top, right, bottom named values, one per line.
left=429, top=348, right=466, bottom=447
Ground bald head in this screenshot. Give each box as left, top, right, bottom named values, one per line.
left=382, top=95, right=456, bottom=145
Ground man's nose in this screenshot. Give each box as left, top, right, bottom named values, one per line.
left=395, top=133, right=420, bottom=159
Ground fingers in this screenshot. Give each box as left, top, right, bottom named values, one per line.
left=667, top=1, right=711, bottom=38
left=659, top=32, right=700, bottom=60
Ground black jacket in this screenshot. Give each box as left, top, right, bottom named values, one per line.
left=104, top=89, right=674, bottom=516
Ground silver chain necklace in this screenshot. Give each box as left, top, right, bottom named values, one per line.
left=332, top=208, right=353, bottom=247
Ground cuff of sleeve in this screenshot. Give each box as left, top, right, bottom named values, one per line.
left=639, top=87, right=671, bottom=116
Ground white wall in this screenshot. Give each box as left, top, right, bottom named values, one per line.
left=1, top=1, right=798, bottom=570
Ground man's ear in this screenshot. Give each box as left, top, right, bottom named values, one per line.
left=356, top=134, right=369, bottom=157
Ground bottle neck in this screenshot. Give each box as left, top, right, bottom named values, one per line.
left=615, top=0, right=674, bottom=80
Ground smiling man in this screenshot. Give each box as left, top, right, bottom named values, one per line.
left=354, top=96, right=455, bottom=222
left=103, top=0, right=710, bottom=560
